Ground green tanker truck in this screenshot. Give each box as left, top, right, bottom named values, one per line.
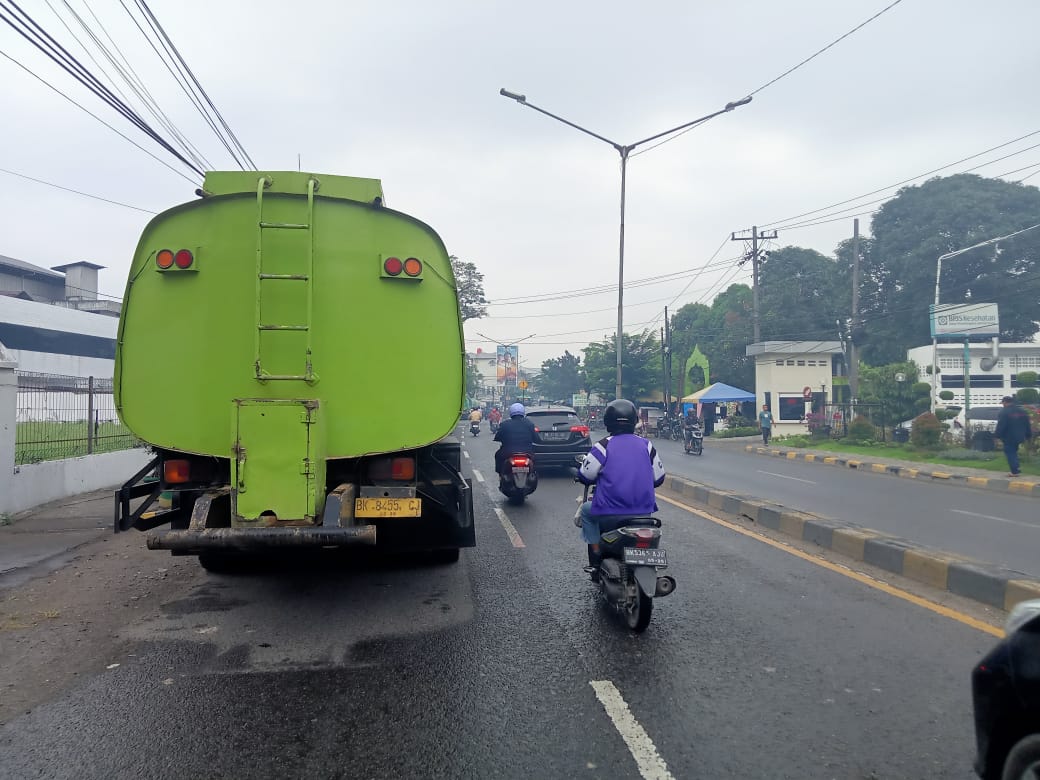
left=114, top=171, right=474, bottom=569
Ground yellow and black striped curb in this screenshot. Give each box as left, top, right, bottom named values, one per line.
left=661, top=474, right=1040, bottom=612
left=743, top=445, right=1040, bottom=497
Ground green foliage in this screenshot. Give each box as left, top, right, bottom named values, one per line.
left=464, top=354, right=481, bottom=399
left=910, top=412, right=943, bottom=447
left=536, top=351, right=584, bottom=402
left=711, top=426, right=759, bottom=438
left=757, top=246, right=849, bottom=344
left=846, top=415, right=876, bottom=442
left=939, top=390, right=955, bottom=401
left=16, top=421, right=139, bottom=464
left=911, top=382, right=932, bottom=397
left=775, top=434, right=810, bottom=448
left=449, top=256, right=488, bottom=322
left=669, top=285, right=754, bottom=392
left=859, top=174, right=1040, bottom=364
left=1016, top=371, right=1038, bottom=388
left=1017, top=387, right=1040, bottom=404
left=582, top=331, right=662, bottom=400
left=857, top=361, right=922, bottom=423
left=935, top=408, right=959, bottom=421
left=0, top=513, right=11, bottom=527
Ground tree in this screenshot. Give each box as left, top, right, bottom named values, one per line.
left=536, top=351, right=583, bottom=403
left=860, top=174, right=1040, bottom=364
left=757, top=247, right=847, bottom=344
left=856, top=361, right=925, bottom=424
left=669, top=284, right=755, bottom=391
left=463, top=354, right=481, bottom=401
left=449, top=256, right=488, bottom=322
left=582, top=331, right=662, bottom=401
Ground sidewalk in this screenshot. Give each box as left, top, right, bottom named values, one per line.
left=0, top=488, right=114, bottom=589
left=709, top=435, right=1040, bottom=497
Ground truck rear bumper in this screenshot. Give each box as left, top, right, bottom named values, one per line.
left=146, top=525, right=377, bottom=551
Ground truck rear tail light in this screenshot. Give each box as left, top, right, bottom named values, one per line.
left=164, top=459, right=190, bottom=483
left=368, top=456, right=416, bottom=481
left=174, top=249, right=194, bottom=269
left=156, top=249, right=175, bottom=269
left=403, top=257, right=422, bottom=276
left=384, top=257, right=403, bottom=275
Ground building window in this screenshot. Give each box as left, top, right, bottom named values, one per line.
left=775, top=359, right=784, bottom=366
left=806, top=360, right=816, bottom=366
left=777, top=394, right=806, bottom=421
left=786, top=360, right=795, bottom=366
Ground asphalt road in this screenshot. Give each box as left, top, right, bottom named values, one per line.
left=0, top=428, right=1001, bottom=778
left=654, top=433, right=1040, bottom=579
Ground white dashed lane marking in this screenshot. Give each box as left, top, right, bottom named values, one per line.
left=589, top=680, right=674, bottom=780
left=493, top=507, right=525, bottom=548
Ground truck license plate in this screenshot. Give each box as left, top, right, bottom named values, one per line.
left=355, top=497, right=422, bottom=518
left=623, top=548, right=667, bottom=566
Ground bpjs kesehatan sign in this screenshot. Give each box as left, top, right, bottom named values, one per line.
left=929, top=303, right=1000, bottom=338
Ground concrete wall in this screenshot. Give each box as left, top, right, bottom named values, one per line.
left=0, top=358, right=150, bottom=516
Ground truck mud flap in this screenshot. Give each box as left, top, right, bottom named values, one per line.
left=146, top=525, right=377, bottom=552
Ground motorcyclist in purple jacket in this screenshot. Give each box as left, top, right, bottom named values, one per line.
left=577, top=399, right=665, bottom=570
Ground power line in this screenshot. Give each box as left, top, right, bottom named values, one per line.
left=0, top=166, right=157, bottom=213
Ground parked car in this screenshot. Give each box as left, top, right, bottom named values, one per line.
left=526, top=406, right=592, bottom=469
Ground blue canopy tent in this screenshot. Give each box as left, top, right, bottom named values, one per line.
left=681, top=382, right=755, bottom=404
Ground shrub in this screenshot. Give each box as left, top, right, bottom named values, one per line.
left=1016, top=387, right=1040, bottom=404
left=845, top=415, right=875, bottom=442
left=935, top=448, right=997, bottom=462
left=1017, top=370, right=1038, bottom=388
left=712, top=426, right=759, bottom=439
left=776, top=435, right=810, bottom=448
left=910, top=412, right=943, bottom=447
left=939, top=390, right=954, bottom=401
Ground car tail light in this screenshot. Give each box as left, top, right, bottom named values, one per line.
left=384, top=256, right=403, bottom=275
left=509, top=455, right=531, bottom=467
left=156, top=249, right=175, bottom=269
left=174, top=249, right=194, bottom=269
left=403, top=257, right=422, bottom=276
left=570, top=425, right=590, bottom=436
left=164, top=459, right=190, bottom=483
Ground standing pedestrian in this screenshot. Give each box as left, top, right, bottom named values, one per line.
left=994, top=395, right=1033, bottom=477
left=758, top=404, right=774, bottom=446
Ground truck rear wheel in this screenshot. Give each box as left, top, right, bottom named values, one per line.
left=198, top=553, right=242, bottom=574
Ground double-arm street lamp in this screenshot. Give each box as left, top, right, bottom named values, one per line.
left=499, top=89, right=752, bottom=400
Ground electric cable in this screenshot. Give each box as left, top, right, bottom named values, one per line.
left=0, top=166, right=157, bottom=213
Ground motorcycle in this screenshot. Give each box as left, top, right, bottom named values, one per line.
left=499, top=453, right=537, bottom=505
left=683, top=423, right=704, bottom=455
left=574, top=480, right=676, bottom=632
left=470, top=421, right=480, bottom=437
left=971, top=599, right=1040, bottom=780
left=489, top=418, right=500, bottom=434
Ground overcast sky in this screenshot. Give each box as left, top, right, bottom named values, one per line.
left=2, top=0, right=1038, bottom=369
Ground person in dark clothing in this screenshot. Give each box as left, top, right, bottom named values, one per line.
left=494, top=402, right=538, bottom=475
left=702, top=404, right=716, bottom=436
left=994, top=395, right=1033, bottom=476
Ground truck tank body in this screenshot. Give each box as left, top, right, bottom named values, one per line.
left=115, top=171, right=465, bottom=459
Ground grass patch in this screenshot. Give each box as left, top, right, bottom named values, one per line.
left=711, top=426, right=760, bottom=439
left=774, top=437, right=1037, bottom=475
left=15, top=421, right=140, bottom=465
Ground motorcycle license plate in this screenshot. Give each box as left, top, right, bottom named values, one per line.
left=513, top=467, right=530, bottom=473
left=623, top=548, right=667, bottom=566
left=355, top=497, right=422, bottom=518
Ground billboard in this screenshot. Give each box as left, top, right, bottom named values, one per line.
left=496, top=345, right=518, bottom=383
left=929, top=303, right=999, bottom=338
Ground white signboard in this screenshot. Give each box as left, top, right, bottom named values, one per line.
left=929, top=303, right=999, bottom=338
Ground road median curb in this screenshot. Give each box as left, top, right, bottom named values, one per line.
left=742, top=445, right=1040, bottom=497
left=661, top=474, right=1040, bottom=612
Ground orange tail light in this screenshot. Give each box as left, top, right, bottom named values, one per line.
left=164, top=459, right=191, bottom=484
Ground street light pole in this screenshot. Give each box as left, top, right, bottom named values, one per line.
left=500, top=89, right=752, bottom=400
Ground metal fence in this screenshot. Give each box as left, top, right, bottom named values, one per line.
left=15, top=372, right=140, bottom=464
left=811, top=403, right=892, bottom=442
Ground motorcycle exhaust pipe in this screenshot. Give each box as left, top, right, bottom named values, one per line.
left=655, top=576, right=676, bottom=597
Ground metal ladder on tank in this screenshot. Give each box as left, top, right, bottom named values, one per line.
left=253, top=175, right=318, bottom=383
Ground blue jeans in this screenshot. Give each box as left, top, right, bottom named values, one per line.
left=579, top=501, right=641, bottom=545
left=1005, top=441, right=1021, bottom=475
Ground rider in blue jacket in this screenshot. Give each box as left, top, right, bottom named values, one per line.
left=577, top=399, right=665, bottom=570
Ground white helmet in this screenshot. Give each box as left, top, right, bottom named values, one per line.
left=509, top=403, right=526, bottom=417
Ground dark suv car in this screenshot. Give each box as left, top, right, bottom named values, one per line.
left=526, top=406, right=593, bottom=469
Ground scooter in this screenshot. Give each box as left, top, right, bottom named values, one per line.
left=574, top=481, right=676, bottom=632
left=489, top=418, right=500, bottom=434
left=971, top=599, right=1040, bottom=779
left=470, top=420, right=480, bottom=437
left=683, top=423, right=704, bottom=455
left=498, top=453, right=537, bottom=505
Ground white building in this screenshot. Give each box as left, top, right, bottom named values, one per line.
left=907, top=342, right=1040, bottom=408
left=747, top=341, right=846, bottom=435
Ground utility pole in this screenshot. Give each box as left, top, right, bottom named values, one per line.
left=732, top=226, right=778, bottom=343
left=849, top=218, right=861, bottom=405
left=663, top=306, right=671, bottom=412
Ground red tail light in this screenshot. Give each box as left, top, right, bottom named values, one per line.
left=368, top=456, right=415, bottom=481
left=174, top=249, right=194, bottom=269
left=164, top=459, right=190, bottom=484
left=635, top=528, right=655, bottom=549
left=403, top=257, right=423, bottom=276
left=156, top=249, right=175, bottom=269
left=384, top=257, right=403, bottom=275
left=509, top=455, right=531, bottom=467
left=570, top=425, right=590, bottom=436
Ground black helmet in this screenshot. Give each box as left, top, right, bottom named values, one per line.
left=604, top=399, right=638, bottom=435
